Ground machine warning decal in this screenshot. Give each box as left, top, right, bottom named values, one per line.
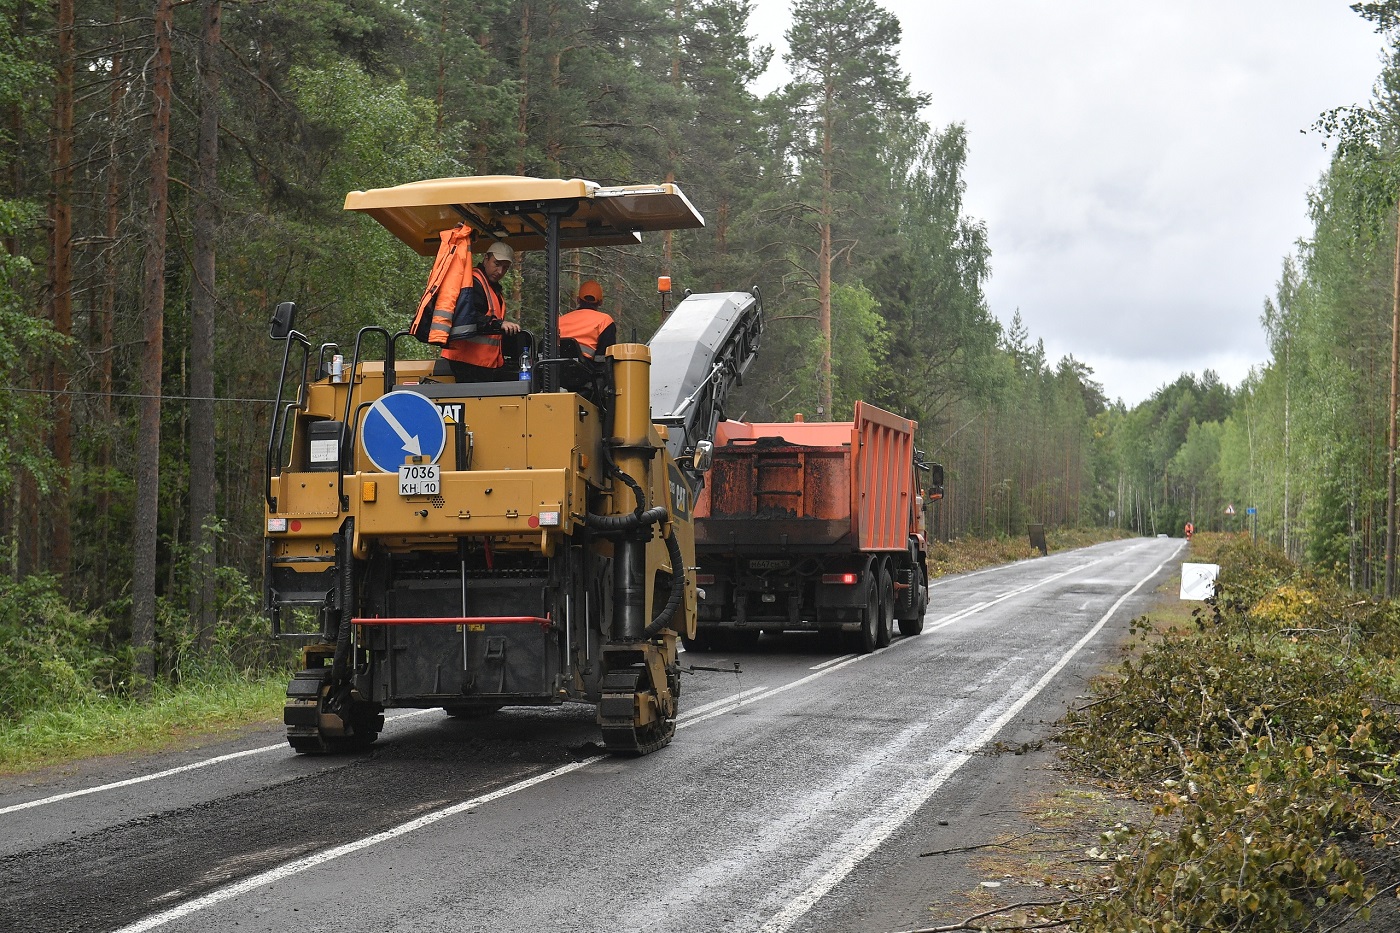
left=668, top=463, right=693, bottom=520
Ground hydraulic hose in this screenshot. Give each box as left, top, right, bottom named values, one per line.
left=330, top=519, right=355, bottom=692
left=643, top=529, right=687, bottom=639
left=584, top=505, right=668, bottom=532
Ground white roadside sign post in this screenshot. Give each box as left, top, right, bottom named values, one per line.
left=1180, top=562, right=1220, bottom=601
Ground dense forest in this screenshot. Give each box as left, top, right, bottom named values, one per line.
left=3, top=0, right=1399, bottom=695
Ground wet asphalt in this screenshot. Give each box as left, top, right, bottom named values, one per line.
left=0, top=537, right=1184, bottom=933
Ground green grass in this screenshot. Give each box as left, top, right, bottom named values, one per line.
left=0, top=672, right=287, bottom=776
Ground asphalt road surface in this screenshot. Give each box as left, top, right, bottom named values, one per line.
left=0, top=537, right=1184, bottom=933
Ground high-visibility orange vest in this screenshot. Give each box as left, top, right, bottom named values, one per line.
left=442, top=267, right=507, bottom=367
left=411, top=225, right=472, bottom=345
left=558, top=307, right=614, bottom=359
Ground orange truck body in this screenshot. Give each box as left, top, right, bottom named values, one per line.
left=690, top=402, right=938, bottom=650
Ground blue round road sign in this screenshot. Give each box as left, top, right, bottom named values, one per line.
left=361, top=390, right=447, bottom=473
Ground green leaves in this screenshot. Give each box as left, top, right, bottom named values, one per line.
left=1062, top=538, right=1398, bottom=930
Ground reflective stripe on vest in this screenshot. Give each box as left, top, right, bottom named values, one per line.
left=442, top=267, right=506, bottom=367
left=559, top=307, right=612, bottom=359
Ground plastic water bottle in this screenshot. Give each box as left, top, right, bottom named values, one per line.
left=518, top=346, right=532, bottom=382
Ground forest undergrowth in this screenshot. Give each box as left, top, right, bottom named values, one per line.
left=1019, top=532, right=1400, bottom=932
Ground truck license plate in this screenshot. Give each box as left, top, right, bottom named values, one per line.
left=398, top=464, right=440, bottom=496
left=748, top=559, right=790, bottom=570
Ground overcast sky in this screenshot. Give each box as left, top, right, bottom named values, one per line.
left=744, top=1, right=1389, bottom=407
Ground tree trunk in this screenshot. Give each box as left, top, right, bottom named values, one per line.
left=47, top=0, right=75, bottom=584
left=133, top=0, right=175, bottom=693
left=97, top=0, right=127, bottom=592
left=817, top=77, right=834, bottom=419
left=189, top=0, right=221, bottom=647
left=1386, top=208, right=1399, bottom=596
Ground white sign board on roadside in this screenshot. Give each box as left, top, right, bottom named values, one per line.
left=1180, top=562, right=1220, bottom=601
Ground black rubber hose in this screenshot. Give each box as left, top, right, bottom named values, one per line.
left=584, top=505, right=668, bottom=532
left=330, top=519, right=354, bottom=688
left=643, top=529, right=687, bottom=639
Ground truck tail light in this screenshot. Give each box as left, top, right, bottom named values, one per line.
left=822, top=573, right=858, bottom=585
left=695, top=574, right=715, bottom=585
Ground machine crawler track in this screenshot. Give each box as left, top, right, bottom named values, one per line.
left=597, top=665, right=677, bottom=755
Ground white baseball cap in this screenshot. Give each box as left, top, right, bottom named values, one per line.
left=485, top=241, right=515, bottom=264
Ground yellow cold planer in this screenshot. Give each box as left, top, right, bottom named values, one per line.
left=263, top=176, right=761, bottom=755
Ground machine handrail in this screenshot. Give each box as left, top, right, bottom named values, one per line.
left=265, top=330, right=311, bottom=511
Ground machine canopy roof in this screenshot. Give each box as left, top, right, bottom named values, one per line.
left=344, top=175, right=704, bottom=256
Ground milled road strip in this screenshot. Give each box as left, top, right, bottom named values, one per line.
left=107, top=757, right=606, bottom=933
left=105, top=547, right=1151, bottom=933
left=754, top=541, right=1184, bottom=933
left=0, top=708, right=442, bottom=817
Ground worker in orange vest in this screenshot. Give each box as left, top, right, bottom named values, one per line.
left=558, top=280, right=617, bottom=361
left=441, top=240, right=521, bottom=381
left=1184, top=521, right=1194, bottom=539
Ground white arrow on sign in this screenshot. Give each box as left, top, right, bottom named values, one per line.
left=370, top=397, right=423, bottom=457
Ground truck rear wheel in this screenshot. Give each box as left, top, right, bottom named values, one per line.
left=875, top=569, right=894, bottom=648
left=847, top=576, right=879, bottom=654
left=899, top=573, right=928, bottom=636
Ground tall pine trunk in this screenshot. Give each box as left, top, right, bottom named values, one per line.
left=817, top=77, right=834, bottom=419
left=189, top=0, right=221, bottom=646
left=133, top=0, right=174, bottom=692
left=47, top=0, right=75, bottom=585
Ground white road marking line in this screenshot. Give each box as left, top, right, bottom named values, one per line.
left=679, top=688, right=768, bottom=720
left=755, top=541, right=1185, bottom=933
left=2, top=550, right=1128, bottom=818
left=0, top=709, right=439, bottom=817
left=925, top=538, right=1147, bottom=588
left=922, top=557, right=1108, bottom=635
left=679, top=654, right=869, bottom=729
left=96, top=545, right=1179, bottom=933
left=110, top=651, right=879, bottom=931
left=0, top=746, right=282, bottom=816
left=108, top=757, right=604, bottom=933
left=809, top=654, right=855, bottom=671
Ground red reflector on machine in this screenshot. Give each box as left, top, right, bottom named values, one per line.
left=696, top=574, right=715, bottom=585
left=822, top=573, right=858, bottom=585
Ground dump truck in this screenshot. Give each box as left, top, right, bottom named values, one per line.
left=263, top=175, right=761, bottom=755
left=690, top=402, right=943, bottom=653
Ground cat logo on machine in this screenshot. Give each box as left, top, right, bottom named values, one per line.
left=436, top=403, right=464, bottom=423
left=668, top=463, right=693, bottom=520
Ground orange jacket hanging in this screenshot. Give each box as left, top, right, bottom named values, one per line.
left=411, top=224, right=473, bottom=345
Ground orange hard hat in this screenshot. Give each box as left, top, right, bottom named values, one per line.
left=578, top=280, right=603, bottom=304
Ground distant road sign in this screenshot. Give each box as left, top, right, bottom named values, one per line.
left=1246, top=507, right=1257, bottom=516
left=361, top=390, right=446, bottom=473
left=1225, top=504, right=1235, bottom=516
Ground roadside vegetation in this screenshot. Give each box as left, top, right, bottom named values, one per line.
left=998, top=532, right=1400, bottom=931
left=0, top=571, right=294, bottom=775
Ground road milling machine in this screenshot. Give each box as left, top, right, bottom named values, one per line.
left=263, top=176, right=762, bottom=755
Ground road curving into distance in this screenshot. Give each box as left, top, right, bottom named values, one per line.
left=0, top=536, right=1184, bottom=933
